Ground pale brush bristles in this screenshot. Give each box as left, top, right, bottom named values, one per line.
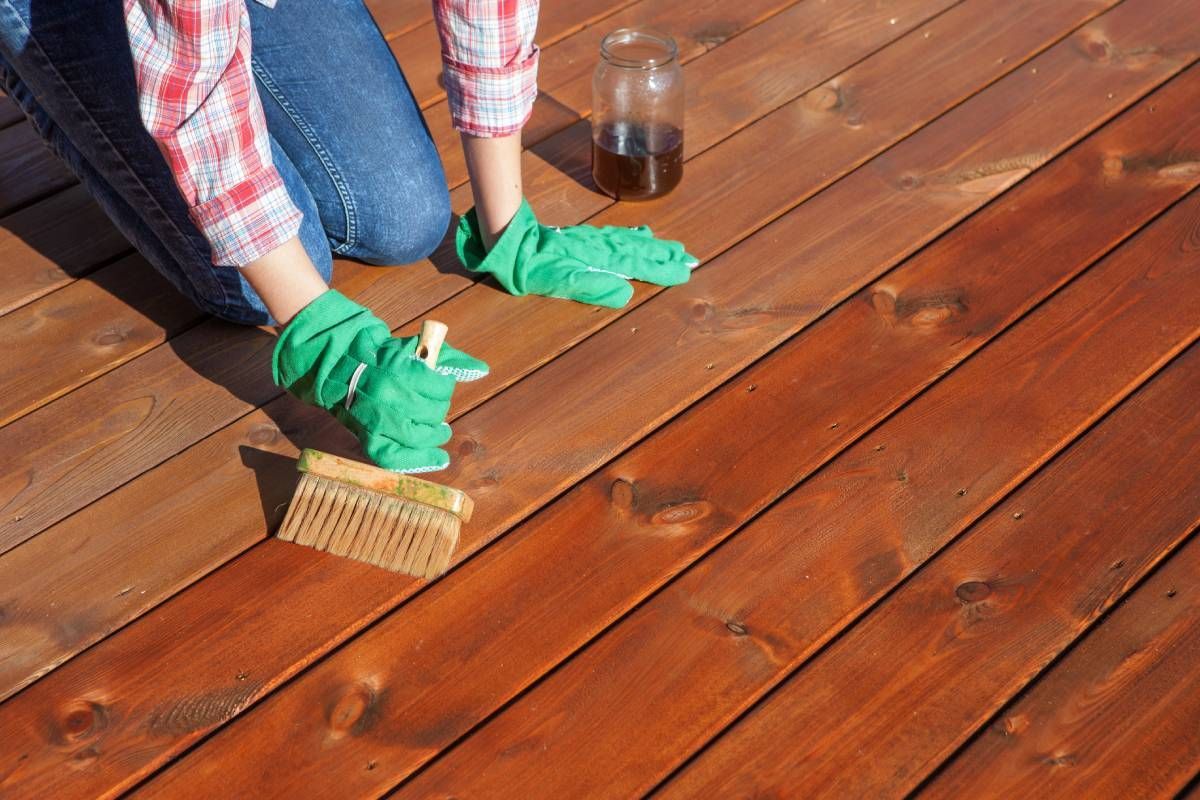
left=276, top=471, right=463, bottom=578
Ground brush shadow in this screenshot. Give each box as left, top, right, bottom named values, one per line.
left=238, top=445, right=304, bottom=533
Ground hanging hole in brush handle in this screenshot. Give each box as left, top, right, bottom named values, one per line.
left=417, top=320, right=449, bottom=367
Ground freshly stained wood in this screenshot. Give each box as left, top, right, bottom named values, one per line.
left=922, top=528, right=1200, bottom=799
left=0, top=184, right=131, bottom=315
left=362, top=0, right=432, bottom=39
left=393, top=159, right=1200, bottom=800
left=660, top=344, right=1200, bottom=798
left=0, top=123, right=74, bottom=216
left=3, top=0, right=1200, bottom=796
left=0, top=1, right=1175, bottom=796
left=0, top=0, right=980, bottom=670
left=133, top=61, right=1200, bottom=800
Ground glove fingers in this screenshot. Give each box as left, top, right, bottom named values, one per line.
left=434, top=341, right=490, bottom=382
left=361, top=433, right=451, bottom=474
left=553, top=267, right=635, bottom=308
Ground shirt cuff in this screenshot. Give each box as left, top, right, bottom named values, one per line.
left=190, top=164, right=304, bottom=266
left=443, top=45, right=539, bottom=138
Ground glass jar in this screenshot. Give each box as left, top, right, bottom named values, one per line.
left=591, top=28, right=684, bottom=201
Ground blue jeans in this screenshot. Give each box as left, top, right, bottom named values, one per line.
left=0, top=0, right=450, bottom=325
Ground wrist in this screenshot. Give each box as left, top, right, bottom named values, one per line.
left=241, top=236, right=330, bottom=325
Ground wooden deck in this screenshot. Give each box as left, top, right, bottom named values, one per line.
left=2, top=0, right=1200, bottom=796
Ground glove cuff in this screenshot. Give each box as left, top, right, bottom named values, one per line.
left=455, top=197, right=540, bottom=294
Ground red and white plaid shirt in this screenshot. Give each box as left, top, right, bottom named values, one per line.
left=124, top=0, right=539, bottom=267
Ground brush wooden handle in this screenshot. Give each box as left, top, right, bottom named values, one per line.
left=417, top=320, right=448, bottom=367
left=296, top=449, right=473, bottom=521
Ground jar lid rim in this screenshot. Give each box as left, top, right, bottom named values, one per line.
left=600, top=28, right=679, bottom=69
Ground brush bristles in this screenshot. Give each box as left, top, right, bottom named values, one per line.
left=277, top=473, right=462, bottom=578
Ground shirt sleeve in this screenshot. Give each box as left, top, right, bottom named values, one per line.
left=124, top=0, right=302, bottom=267
left=432, top=0, right=540, bottom=138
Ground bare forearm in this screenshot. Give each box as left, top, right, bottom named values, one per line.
left=461, top=131, right=524, bottom=251
left=240, top=235, right=329, bottom=325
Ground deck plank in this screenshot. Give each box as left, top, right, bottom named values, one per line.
left=921, top=527, right=1200, bottom=799
left=0, top=184, right=131, bottom=315
left=392, top=161, right=1200, bottom=800
left=657, top=343, right=1200, bottom=798
left=0, top=0, right=974, bottom=631
left=0, top=1, right=1170, bottom=796
left=0, top=254, right=203, bottom=427
left=133, top=61, right=1200, bottom=800
left=363, top=0, right=433, bottom=39
left=0, top=123, right=74, bottom=217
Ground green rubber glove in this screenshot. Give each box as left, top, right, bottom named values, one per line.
left=272, top=290, right=488, bottom=473
left=456, top=198, right=699, bottom=308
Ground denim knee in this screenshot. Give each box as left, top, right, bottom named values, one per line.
left=348, top=169, right=452, bottom=266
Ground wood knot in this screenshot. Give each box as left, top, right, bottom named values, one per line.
left=94, top=328, right=127, bottom=346
left=693, top=23, right=737, bottom=47
left=897, top=174, right=923, bottom=192
left=1102, top=155, right=1125, bottom=177
left=956, top=580, right=991, bottom=603
left=457, top=437, right=482, bottom=457
left=725, top=620, right=748, bottom=636
left=247, top=423, right=279, bottom=445
left=1044, top=752, right=1078, bottom=768
left=804, top=85, right=841, bottom=112
left=61, top=701, right=107, bottom=741
left=328, top=683, right=380, bottom=738
left=610, top=479, right=636, bottom=510
left=690, top=299, right=716, bottom=324
left=1077, top=32, right=1113, bottom=62
left=650, top=500, right=713, bottom=526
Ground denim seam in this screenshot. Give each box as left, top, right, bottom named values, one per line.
left=0, top=1, right=231, bottom=309
left=251, top=57, right=358, bottom=255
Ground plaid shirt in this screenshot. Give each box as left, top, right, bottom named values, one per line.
left=124, top=0, right=539, bottom=267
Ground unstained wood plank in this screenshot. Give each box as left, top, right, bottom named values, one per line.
left=134, top=63, right=1200, bottom=800
left=656, top=342, right=1200, bottom=798
left=0, top=1, right=1171, bottom=796
left=920, top=529, right=1200, bottom=797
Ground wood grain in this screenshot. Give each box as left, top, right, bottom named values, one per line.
left=0, top=1, right=1177, bottom=797
left=921, top=532, right=1200, bottom=797
left=0, top=254, right=203, bottom=431
left=391, top=162, right=1200, bottom=800
left=0, top=123, right=75, bottom=217
left=0, top=0, right=974, bottom=608
left=0, top=184, right=131, bottom=315
left=132, top=61, right=1200, bottom=800
left=659, top=346, right=1200, bottom=798
left=363, top=0, right=433, bottom=39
